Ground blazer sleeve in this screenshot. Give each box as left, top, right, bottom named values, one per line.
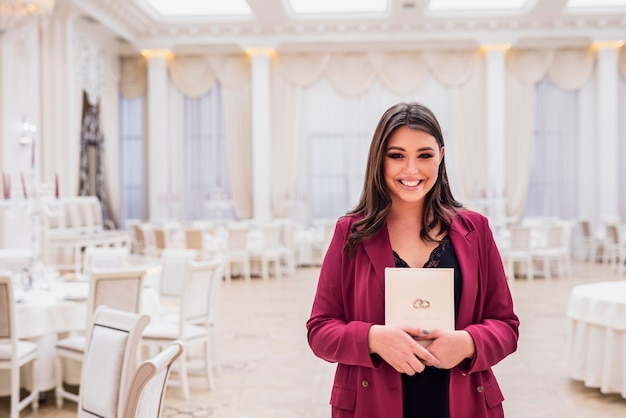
left=306, top=218, right=378, bottom=368
left=460, top=215, right=520, bottom=374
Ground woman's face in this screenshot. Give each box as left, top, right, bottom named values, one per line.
left=383, top=126, right=444, bottom=207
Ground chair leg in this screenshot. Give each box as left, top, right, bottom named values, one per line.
left=179, top=350, right=191, bottom=400
left=205, top=339, right=215, bottom=390
left=55, top=355, right=64, bottom=408
left=11, top=365, right=18, bottom=418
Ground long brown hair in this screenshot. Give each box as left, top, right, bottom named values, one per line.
left=345, top=102, right=462, bottom=256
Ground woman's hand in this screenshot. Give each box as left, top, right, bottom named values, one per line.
left=413, top=329, right=476, bottom=369
left=368, top=324, right=442, bottom=375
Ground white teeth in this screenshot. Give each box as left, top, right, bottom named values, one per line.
left=401, top=180, right=419, bottom=187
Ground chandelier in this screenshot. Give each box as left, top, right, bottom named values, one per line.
left=0, top=0, right=55, bottom=35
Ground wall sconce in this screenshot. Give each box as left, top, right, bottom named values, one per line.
left=18, top=120, right=37, bottom=145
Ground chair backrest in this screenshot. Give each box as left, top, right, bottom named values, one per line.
left=180, top=259, right=224, bottom=329
left=86, top=268, right=146, bottom=329
left=262, top=223, right=282, bottom=249
left=509, top=225, right=532, bottom=251
left=0, top=276, right=16, bottom=349
left=159, top=249, right=198, bottom=298
left=605, top=222, right=622, bottom=245
left=122, top=341, right=184, bottom=418
left=546, top=224, right=565, bottom=249
left=579, top=219, right=592, bottom=239
left=184, top=228, right=204, bottom=251
left=83, top=246, right=130, bottom=275
left=78, top=306, right=150, bottom=418
left=226, top=223, right=249, bottom=252
left=152, top=227, right=169, bottom=252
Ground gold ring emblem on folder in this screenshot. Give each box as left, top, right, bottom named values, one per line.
left=412, top=298, right=431, bottom=309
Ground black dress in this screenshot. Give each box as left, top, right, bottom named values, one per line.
left=392, top=237, right=462, bottom=418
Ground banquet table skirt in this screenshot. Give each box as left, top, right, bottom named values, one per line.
left=567, top=320, right=626, bottom=398
left=566, top=281, right=626, bottom=399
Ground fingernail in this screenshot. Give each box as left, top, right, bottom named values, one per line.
left=436, top=363, right=443, bottom=369
left=422, top=329, right=430, bottom=335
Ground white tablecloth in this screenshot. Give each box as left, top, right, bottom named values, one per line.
left=0, top=280, right=88, bottom=395
left=1, top=272, right=162, bottom=395
left=566, top=280, right=626, bottom=398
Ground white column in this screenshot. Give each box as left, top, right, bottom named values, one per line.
left=145, top=53, right=170, bottom=221
left=249, top=50, right=272, bottom=222
left=484, top=46, right=507, bottom=225
left=595, top=43, right=620, bottom=222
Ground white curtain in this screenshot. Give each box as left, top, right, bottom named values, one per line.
left=276, top=50, right=479, bottom=224
left=523, top=78, right=580, bottom=218
left=300, top=77, right=451, bottom=223
left=620, top=77, right=626, bottom=221
left=504, top=47, right=595, bottom=218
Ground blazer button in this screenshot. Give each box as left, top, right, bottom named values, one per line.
left=361, top=380, right=370, bottom=388
left=476, top=385, right=484, bottom=393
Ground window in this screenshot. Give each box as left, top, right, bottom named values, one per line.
left=119, top=94, right=145, bottom=227
left=183, top=84, right=232, bottom=220
left=523, top=77, right=579, bottom=219
left=308, top=133, right=369, bottom=220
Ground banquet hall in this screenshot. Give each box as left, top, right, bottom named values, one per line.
left=0, top=1, right=625, bottom=417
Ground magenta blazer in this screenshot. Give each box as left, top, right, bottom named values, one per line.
left=306, top=209, right=519, bottom=418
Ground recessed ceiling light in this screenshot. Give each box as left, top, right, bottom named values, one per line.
left=287, top=0, right=388, bottom=14
left=428, top=0, right=529, bottom=11
left=142, top=0, right=252, bottom=17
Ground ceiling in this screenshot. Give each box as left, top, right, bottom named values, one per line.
left=67, top=0, right=626, bottom=54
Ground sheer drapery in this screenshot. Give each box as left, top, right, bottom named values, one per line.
left=299, top=77, right=452, bottom=223
left=620, top=78, right=626, bottom=221
left=116, top=48, right=608, bottom=224
left=275, top=50, right=479, bottom=223
left=183, top=86, right=230, bottom=220
left=523, top=78, right=579, bottom=218
left=169, top=55, right=215, bottom=98
left=505, top=47, right=595, bottom=218
left=172, top=54, right=252, bottom=219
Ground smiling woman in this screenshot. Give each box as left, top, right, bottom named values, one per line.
left=306, top=102, right=519, bottom=418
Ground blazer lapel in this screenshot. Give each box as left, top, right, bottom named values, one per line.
left=362, top=223, right=394, bottom=290
left=449, top=215, right=479, bottom=329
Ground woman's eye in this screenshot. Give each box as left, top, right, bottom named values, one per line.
left=418, top=153, right=433, bottom=159
left=388, top=153, right=403, bottom=159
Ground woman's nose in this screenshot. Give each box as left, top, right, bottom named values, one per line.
left=404, top=159, right=418, bottom=174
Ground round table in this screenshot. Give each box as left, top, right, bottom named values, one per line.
left=566, top=280, right=626, bottom=398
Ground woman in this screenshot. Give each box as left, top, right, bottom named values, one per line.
left=306, top=102, right=519, bottom=418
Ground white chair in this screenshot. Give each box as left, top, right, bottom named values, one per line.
left=157, top=249, right=198, bottom=312
left=184, top=227, right=215, bottom=260
left=603, top=221, right=626, bottom=274
left=575, top=219, right=599, bottom=262
left=78, top=306, right=150, bottom=418
left=141, top=259, right=224, bottom=400
left=122, top=341, right=184, bottom=418
left=82, top=245, right=130, bottom=275
left=531, top=223, right=570, bottom=280
left=276, top=219, right=297, bottom=276
left=56, top=268, right=147, bottom=408
left=249, top=222, right=283, bottom=280
left=125, top=219, right=143, bottom=255
left=223, top=222, right=251, bottom=281
left=500, top=224, right=534, bottom=281
left=0, top=276, right=39, bottom=418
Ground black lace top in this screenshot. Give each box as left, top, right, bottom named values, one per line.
left=393, top=237, right=462, bottom=418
